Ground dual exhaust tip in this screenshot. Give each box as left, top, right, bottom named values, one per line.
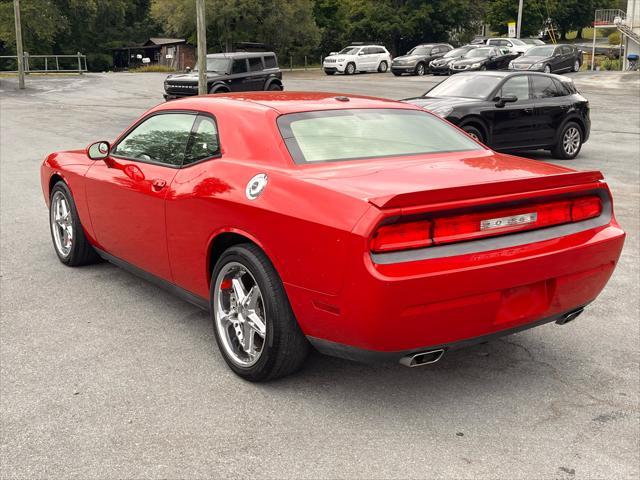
left=400, top=307, right=585, bottom=368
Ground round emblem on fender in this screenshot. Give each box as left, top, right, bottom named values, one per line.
left=246, top=174, right=268, bottom=200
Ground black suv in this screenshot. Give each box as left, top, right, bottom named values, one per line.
left=391, top=43, right=453, bottom=76
left=164, top=52, right=283, bottom=100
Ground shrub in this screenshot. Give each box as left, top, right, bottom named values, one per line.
left=129, top=64, right=176, bottom=73
left=608, top=31, right=621, bottom=45
left=87, top=53, right=113, bottom=72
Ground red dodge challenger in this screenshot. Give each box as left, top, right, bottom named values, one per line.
left=41, top=92, right=625, bottom=381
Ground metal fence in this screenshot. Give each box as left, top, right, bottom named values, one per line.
left=0, top=52, right=87, bottom=74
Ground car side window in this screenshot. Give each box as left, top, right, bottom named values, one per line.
left=232, top=59, right=248, bottom=74
left=553, top=78, right=571, bottom=96
left=248, top=57, right=263, bottom=72
left=264, top=55, right=278, bottom=68
left=376, top=47, right=386, bottom=54
left=500, top=76, right=530, bottom=101
left=184, top=116, right=220, bottom=166
left=112, top=113, right=195, bottom=167
left=532, top=75, right=560, bottom=99
left=431, top=47, right=440, bottom=55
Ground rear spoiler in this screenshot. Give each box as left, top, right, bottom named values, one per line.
left=368, top=170, right=604, bottom=209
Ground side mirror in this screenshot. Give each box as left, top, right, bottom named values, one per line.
left=494, top=94, right=518, bottom=107
left=358, top=51, right=365, bottom=55
left=87, top=141, right=110, bottom=160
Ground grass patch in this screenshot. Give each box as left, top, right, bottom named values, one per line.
left=129, top=65, right=176, bottom=73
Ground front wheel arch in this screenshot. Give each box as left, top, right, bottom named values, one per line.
left=209, top=84, right=230, bottom=94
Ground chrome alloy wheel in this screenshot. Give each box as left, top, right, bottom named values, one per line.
left=563, top=127, right=581, bottom=156
left=50, top=191, right=73, bottom=257
left=214, top=262, right=267, bottom=367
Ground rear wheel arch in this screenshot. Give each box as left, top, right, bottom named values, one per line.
left=264, top=78, right=283, bottom=91
left=555, top=115, right=585, bottom=144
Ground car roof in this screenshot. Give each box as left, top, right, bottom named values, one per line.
left=347, top=45, right=385, bottom=48
left=206, top=52, right=276, bottom=59
left=453, top=71, right=574, bottom=82
left=153, top=91, right=420, bottom=116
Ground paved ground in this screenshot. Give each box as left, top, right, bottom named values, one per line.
left=1, top=70, right=639, bottom=479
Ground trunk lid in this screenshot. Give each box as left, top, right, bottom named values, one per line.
left=296, top=150, right=603, bottom=209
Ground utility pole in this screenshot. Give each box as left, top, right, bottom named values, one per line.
left=13, top=0, right=25, bottom=89
left=196, top=0, right=207, bottom=95
left=516, top=0, right=524, bottom=38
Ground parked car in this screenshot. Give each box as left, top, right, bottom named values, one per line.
left=323, top=44, right=392, bottom=75
left=429, top=45, right=479, bottom=75
left=402, top=71, right=591, bottom=159
left=42, top=92, right=623, bottom=380
left=163, top=52, right=282, bottom=100
left=470, top=36, right=489, bottom=45
left=486, top=37, right=533, bottom=54
left=391, top=43, right=453, bottom=76
left=449, top=46, right=518, bottom=73
left=521, top=38, right=546, bottom=46
left=509, top=44, right=583, bottom=73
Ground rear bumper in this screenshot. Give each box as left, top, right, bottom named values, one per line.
left=287, top=219, right=625, bottom=360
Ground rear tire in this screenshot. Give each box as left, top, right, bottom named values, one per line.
left=210, top=244, right=309, bottom=381
left=552, top=122, right=583, bottom=159
left=324, top=70, right=335, bottom=75
left=267, top=83, right=282, bottom=91
left=573, top=60, right=580, bottom=72
left=544, top=64, right=551, bottom=74
left=49, top=181, right=100, bottom=266
left=378, top=61, right=388, bottom=73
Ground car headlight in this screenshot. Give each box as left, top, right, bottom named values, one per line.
left=471, top=62, right=483, bottom=68
left=336, top=58, right=345, bottom=62
left=531, top=62, right=545, bottom=70
left=428, top=105, right=454, bottom=118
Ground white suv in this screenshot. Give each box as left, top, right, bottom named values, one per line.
left=486, top=38, right=532, bottom=55
left=323, top=45, right=392, bottom=75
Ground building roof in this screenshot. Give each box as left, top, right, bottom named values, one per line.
left=145, top=38, right=186, bottom=46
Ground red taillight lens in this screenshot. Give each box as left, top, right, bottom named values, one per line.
left=371, top=195, right=602, bottom=252
left=370, top=220, right=432, bottom=253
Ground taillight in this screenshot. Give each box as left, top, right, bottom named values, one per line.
left=370, top=195, right=602, bottom=253
left=370, top=220, right=432, bottom=252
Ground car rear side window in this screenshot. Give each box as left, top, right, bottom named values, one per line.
left=232, top=59, right=248, bottom=74
left=532, top=75, right=560, bottom=98
left=500, top=76, right=530, bottom=100
left=248, top=57, right=263, bottom=72
left=112, top=113, right=195, bottom=167
left=184, top=116, right=220, bottom=165
left=264, top=55, right=278, bottom=68
left=278, top=109, right=481, bottom=164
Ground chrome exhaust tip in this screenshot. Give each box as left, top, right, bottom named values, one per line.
left=556, top=307, right=585, bottom=326
left=400, top=349, right=445, bottom=367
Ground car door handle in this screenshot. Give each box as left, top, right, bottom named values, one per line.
left=151, top=178, right=167, bottom=191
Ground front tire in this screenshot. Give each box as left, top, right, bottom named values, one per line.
left=378, top=61, right=388, bottom=73
left=210, top=244, right=309, bottom=381
left=573, top=60, right=580, bottom=72
left=552, top=122, right=583, bottom=159
left=462, top=125, right=485, bottom=143
left=345, top=63, right=356, bottom=75
left=414, top=62, right=426, bottom=76
left=49, top=181, right=99, bottom=266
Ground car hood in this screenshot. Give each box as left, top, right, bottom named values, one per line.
left=294, top=150, right=597, bottom=208
left=513, top=55, right=550, bottom=64
left=394, top=54, right=421, bottom=62
left=166, top=72, right=224, bottom=83
left=452, top=58, right=487, bottom=66
left=402, top=96, right=484, bottom=110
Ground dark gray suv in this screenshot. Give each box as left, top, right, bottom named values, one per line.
left=391, top=43, right=453, bottom=76
left=164, top=52, right=283, bottom=100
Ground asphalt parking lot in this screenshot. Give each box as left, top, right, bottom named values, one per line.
left=1, top=70, right=638, bottom=479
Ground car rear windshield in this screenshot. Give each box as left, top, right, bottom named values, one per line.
left=426, top=74, right=503, bottom=99
left=277, top=109, right=482, bottom=164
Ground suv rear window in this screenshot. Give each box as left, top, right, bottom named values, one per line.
left=278, top=109, right=481, bottom=164
left=248, top=57, right=263, bottom=72
left=264, top=55, right=277, bottom=68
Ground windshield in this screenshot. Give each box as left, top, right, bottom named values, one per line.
left=338, top=47, right=360, bottom=55
left=510, top=39, right=526, bottom=46
left=523, top=38, right=545, bottom=45
left=278, top=109, right=481, bottom=164
left=524, top=45, right=556, bottom=57
left=426, top=74, right=503, bottom=99
left=465, top=48, right=493, bottom=58
left=194, top=57, right=230, bottom=73
left=444, top=47, right=472, bottom=58
left=407, top=46, right=431, bottom=55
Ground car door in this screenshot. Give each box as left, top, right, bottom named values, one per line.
left=229, top=58, right=252, bottom=92
left=489, top=74, right=537, bottom=149
left=247, top=56, right=267, bottom=90
left=559, top=46, right=574, bottom=71
left=84, top=112, right=197, bottom=281
left=531, top=75, right=568, bottom=146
